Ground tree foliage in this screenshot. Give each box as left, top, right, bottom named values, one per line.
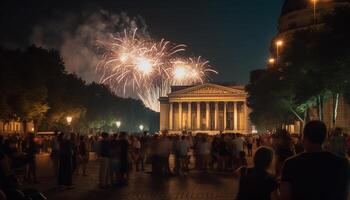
left=0, top=46, right=159, bottom=132
left=247, top=6, right=350, bottom=130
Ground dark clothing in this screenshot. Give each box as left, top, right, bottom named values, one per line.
left=58, top=140, right=73, bottom=186
left=78, top=141, right=87, bottom=156
left=0, top=150, right=6, bottom=188
left=218, top=140, right=229, bottom=156
left=277, top=147, right=294, bottom=162
left=237, top=167, right=278, bottom=200
left=100, top=140, right=110, bottom=158
left=110, top=140, right=121, bottom=159
left=120, top=139, right=129, bottom=173
left=281, top=152, right=350, bottom=200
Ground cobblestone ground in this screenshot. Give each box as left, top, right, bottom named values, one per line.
left=22, top=153, right=249, bottom=200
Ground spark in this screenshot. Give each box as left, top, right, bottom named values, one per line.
left=96, top=29, right=218, bottom=112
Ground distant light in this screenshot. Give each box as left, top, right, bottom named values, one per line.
left=139, top=124, right=144, bottom=131
left=66, top=116, right=73, bottom=125
left=116, top=121, right=121, bottom=128
left=276, top=40, right=283, bottom=46
left=269, top=58, right=276, bottom=64
left=31, top=127, right=35, bottom=132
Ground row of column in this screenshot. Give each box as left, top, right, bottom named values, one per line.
left=169, top=101, right=246, bottom=131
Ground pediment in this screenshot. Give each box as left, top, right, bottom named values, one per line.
left=169, top=83, right=245, bottom=96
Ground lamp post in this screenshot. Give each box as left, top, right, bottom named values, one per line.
left=311, top=0, right=318, bottom=24
left=276, top=40, right=283, bottom=58
left=139, top=124, right=144, bottom=132
left=66, top=116, right=72, bottom=125
left=66, top=116, right=73, bottom=132
left=116, top=121, right=121, bottom=132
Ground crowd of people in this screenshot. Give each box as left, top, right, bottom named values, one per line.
left=236, top=121, right=350, bottom=200
left=0, top=120, right=349, bottom=199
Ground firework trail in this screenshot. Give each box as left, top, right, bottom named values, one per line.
left=97, top=29, right=218, bottom=112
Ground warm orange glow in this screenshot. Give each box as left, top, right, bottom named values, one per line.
left=276, top=40, right=283, bottom=46
left=66, top=116, right=73, bottom=125
left=269, top=58, right=276, bottom=64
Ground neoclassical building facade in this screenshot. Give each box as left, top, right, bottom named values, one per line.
left=159, top=83, right=251, bottom=134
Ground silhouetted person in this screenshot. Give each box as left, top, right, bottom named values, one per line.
left=98, top=132, right=110, bottom=188
left=58, top=133, right=73, bottom=188
left=280, top=121, right=349, bottom=200
left=119, top=132, right=129, bottom=183
left=24, top=133, right=38, bottom=183
left=237, top=146, right=278, bottom=200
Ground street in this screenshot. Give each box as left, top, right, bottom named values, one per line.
left=27, top=153, right=241, bottom=200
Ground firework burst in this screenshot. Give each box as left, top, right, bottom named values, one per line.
left=97, top=29, right=218, bottom=112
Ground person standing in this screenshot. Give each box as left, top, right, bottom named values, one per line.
left=119, top=132, right=129, bottom=184
left=98, top=132, right=110, bottom=189
left=131, top=136, right=141, bottom=172
left=328, top=128, right=347, bottom=157
left=236, top=146, right=278, bottom=200
left=280, top=121, right=350, bottom=200
left=51, top=132, right=60, bottom=176
left=109, top=134, right=121, bottom=185
left=178, top=135, right=190, bottom=173
left=275, top=129, right=295, bottom=176
left=198, top=136, right=210, bottom=171
left=246, top=136, right=253, bottom=157
left=76, top=135, right=88, bottom=176
left=24, top=133, right=38, bottom=183
left=58, top=132, right=74, bottom=188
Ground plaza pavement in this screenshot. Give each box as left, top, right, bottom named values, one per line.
left=22, top=153, right=248, bottom=200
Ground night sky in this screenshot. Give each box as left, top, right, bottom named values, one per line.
left=0, top=0, right=284, bottom=84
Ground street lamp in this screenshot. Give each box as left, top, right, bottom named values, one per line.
left=276, top=40, right=283, bottom=58
left=311, top=0, right=318, bottom=24
left=139, top=124, right=144, bottom=132
left=268, top=58, right=276, bottom=65
left=116, top=121, right=121, bottom=132
left=66, top=116, right=73, bottom=125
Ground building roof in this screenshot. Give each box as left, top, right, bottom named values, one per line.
left=281, top=0, right=350, bottom=16
left=170, top=82, right=241, bottom=93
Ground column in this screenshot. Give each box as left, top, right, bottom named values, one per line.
left=224, top=102, right=227, bottom=130
left=234, top=102, right=238, bottom=131
left=206, top=102, right=210, bottom=130
left=196, top=102, right=201, bottom=130
left=214, top=102, right=219, bottom=130
left=187, top=102, right=192, bottom=129
left=243, top=101, right=248, bottom=131
left=169, top=102, right=173, bottom=130
left=179, top=102, right=182, bottom=130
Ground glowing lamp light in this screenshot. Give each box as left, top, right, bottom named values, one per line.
left=66, top=116, right=73, bottom=125
left=276, top=40, right=283, bottom=46
left=116, top=121, right=121, bottom=128
left=31, top=127, right=35, bottom=132
left=135, top=57, right=153, bottom=75
left=269, top=58, right=276, bottom=64
left=139, top=124, right=144, bottom=131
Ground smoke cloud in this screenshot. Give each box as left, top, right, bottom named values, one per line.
left=31, top=10, right=148, bottom=86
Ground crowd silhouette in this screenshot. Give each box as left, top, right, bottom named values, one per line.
left=0, top=120, right=349, bottom=200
